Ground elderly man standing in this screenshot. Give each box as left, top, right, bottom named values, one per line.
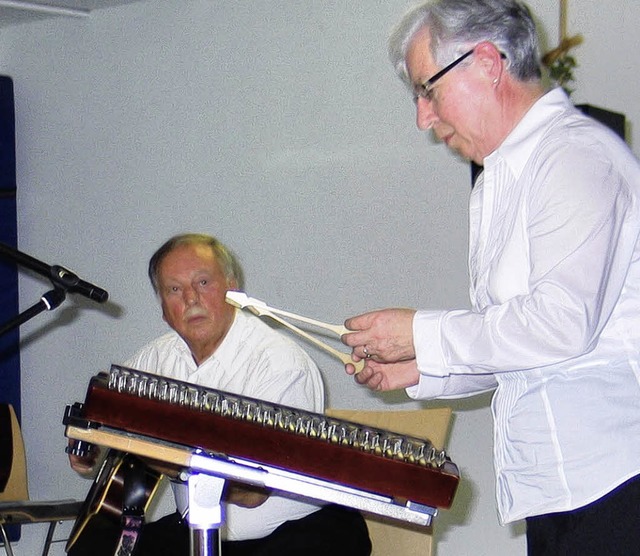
left=342, top=1, right=640, bottom=555
left=71, top=233, right=371, bottom=556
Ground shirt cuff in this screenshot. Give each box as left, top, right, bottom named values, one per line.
left=406, top=373, right=447, bottom=399
left=413, top=309, right=449, bottom=378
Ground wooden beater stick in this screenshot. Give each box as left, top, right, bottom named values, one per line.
left=225, top=291, right=364, bottom=373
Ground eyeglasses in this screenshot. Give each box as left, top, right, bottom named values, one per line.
left=413, top=48, right=475, bottom=103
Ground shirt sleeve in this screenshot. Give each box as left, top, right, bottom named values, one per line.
left=410, top=310, right=497, bottom=396
left=416, top=138, right=640, bottom=377
left=406, top=372, right=497, bottom=399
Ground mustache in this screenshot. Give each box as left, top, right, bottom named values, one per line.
left=184, top=307, right=208, bottom=319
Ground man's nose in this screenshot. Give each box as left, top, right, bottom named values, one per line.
left=416, top=97, right=437, bottom=130
left=183, top=287, right=199, bottom=305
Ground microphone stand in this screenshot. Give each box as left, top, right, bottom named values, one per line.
left=0, top=242, right=109, bottom=336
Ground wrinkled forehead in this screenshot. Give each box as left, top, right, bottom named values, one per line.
left=158, top=244, right=223, bottom=279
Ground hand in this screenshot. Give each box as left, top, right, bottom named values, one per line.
left=342, top=308, right=417, bottom=363
left=224, top=481, right=271, bottom=508
left=140, top=457, right=181, bottom=479
left=346, top=358, right=420, bottom=391
left=68, top=440, right=102, bottom=477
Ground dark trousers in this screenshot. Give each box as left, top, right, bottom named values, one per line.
left=68, top=504, right=371, bottom=556
left=526, top=474, right=640, bottom=556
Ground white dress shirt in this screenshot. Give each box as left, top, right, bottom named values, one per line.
left=408, top=88, right=640, bottom=523
left=126, top=309, right=325, bottom=540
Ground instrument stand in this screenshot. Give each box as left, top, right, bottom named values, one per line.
left=0, top=287, right=66, bottom=336
left=186, top=473, right=226, bottom=556
left=65, top=422, right=443, bottom=556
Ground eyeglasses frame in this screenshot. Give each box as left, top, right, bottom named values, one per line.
left=413, top=48, right=475, bottom=103
left=413, top=47, right=507, bottom=103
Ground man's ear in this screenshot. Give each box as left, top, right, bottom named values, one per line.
left=474, top=41, right=504, bottom=84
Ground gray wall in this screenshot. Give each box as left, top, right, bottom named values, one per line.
left=1, top=1, right=638, bottom=554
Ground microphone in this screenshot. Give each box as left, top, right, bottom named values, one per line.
left=0, top=242, right=109, bottom=303
left=51, top=265, right=109, bottom=303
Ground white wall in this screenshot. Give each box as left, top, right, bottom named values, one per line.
left=1, top=1, right=638, bottom=554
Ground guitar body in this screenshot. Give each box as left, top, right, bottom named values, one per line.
left=66, top=450, right=162, bottom=553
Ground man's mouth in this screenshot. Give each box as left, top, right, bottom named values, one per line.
left=185, top=308, right=208, bottom=322
left=439, top=132, right=453, bottom=146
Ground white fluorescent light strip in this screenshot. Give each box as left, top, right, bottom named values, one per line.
left=0, top=0, right=90, bottom=17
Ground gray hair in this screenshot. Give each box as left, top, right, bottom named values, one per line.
left=148, top=233, right=244, bottom=293
left=388, top=0, right=541, bottom=86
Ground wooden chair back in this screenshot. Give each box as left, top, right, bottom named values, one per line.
left=0, top=404, right=28, bottom=502
left=325, top=407, right=452, bottom=556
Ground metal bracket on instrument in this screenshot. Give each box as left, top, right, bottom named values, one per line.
left=63, top=403, right=100, bottom=457
left=63, top=403, right=100, bottom=430
left=187, top=451, right=438, bottom=527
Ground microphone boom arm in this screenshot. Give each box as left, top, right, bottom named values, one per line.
left=0, top=241, right=109, bottom=336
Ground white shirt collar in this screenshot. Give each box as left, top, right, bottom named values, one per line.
left=487, top=87, right=573, bottom=180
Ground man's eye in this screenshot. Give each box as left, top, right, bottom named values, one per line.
left=413, top=83, right=431, bottom=104
left=413, top=83, right=433, bottom=104
left=421, top=87, right=434, bottom=101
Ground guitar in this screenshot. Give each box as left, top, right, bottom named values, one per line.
left=66, top=449, right=163, bottom=553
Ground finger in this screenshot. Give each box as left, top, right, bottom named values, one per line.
left=354, top=366, right=375, bottom=385
left=341, top=330, right=367, bottom=348
left=69, top=458, right=94, bottom=474
left=358, top=362, right=386, bottom=390
left=367, top=373, right=384, bottom=391
left=344, top=312, right=378, bottom=339
left=344, top=316, right=360, bottom=331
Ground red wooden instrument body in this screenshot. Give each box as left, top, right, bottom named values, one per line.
left=76, top=370, right=459, bottom=510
